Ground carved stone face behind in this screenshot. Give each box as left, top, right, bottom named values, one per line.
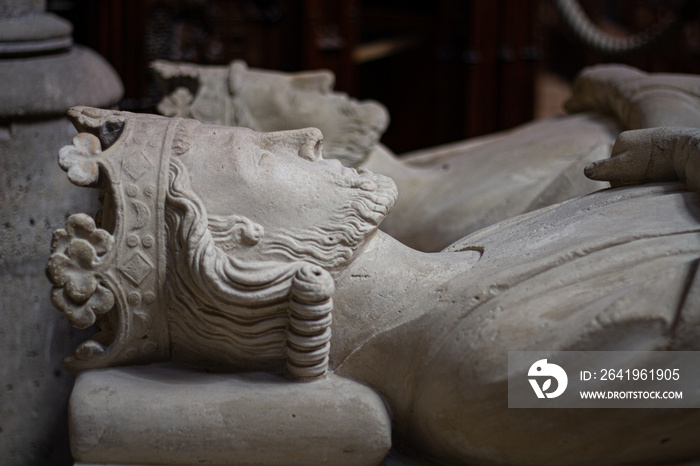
left=228, top=63, right=389, bottom=167
left=178, top=123, right=397, bottom=268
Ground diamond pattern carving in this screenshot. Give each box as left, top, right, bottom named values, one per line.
left=121, top=252, right=153, bottom=285
left=122, top=151, right=153, bottom=181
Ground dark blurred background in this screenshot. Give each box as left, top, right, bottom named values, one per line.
left=48, top=0, right=700, bottom=154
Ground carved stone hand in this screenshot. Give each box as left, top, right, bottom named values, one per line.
left=585, top=126, right=700, bottom=192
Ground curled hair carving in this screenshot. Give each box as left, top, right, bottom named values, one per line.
left=165, top=158, right=333, bottom=380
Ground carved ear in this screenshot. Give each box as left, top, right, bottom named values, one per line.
left=289, top=70, right=335, bottom=93
left=67, top=106, right=126, bottom=149
left=228, top=59, right=249, bottom=95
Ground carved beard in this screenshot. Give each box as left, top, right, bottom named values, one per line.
left=164, top=159, right=337, bottom=375
left=164, top=160, right=394, bottom=373
left=210, top=169, right=398, bottom=273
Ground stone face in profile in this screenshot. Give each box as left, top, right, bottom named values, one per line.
left=153, top=59, right=621, bottom=250
left=50, top=106, right=700, bottom=465
left=152, top=59, right=388, bottom=168
left=48, top=107, right=396, bottom=380
left=154, top=61, right=700, bottom=252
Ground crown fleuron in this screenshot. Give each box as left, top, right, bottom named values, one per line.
left=46, top=106, right=185, bottom=372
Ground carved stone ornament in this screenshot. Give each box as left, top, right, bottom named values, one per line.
left=48, top=106, right=341, bottom=381
left=47, top=108, right=173, bottom=372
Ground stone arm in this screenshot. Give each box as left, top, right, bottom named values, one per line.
left=565, top=65, right=700, bottom=130
left=585, top=127, right=700, bottom=193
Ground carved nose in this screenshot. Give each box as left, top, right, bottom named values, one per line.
left=296, top=127, right=324, bottom=161
left=262, top=128, right=324, bottom=161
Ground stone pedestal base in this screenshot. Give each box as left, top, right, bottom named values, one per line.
left=69, top=364, right=392, bottom=465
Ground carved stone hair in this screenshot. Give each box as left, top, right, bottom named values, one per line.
left=48, top=107, right=333, bottom=380
left=164, top=157, right=334, bottom=380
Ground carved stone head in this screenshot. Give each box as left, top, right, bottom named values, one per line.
left=46, top=106, right=397, bottom=380
left=152, top=59, right=389, bottom=167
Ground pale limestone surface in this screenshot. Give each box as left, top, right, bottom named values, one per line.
left=566, top=64, right=700, bottom=130
left=152, top=60, right=616, bottom=251
left=0, top=2, right=123, bottom=464
left=49, top=106, right=700, bottom=465
left=69, top=365, right=391, bottom=466
left=153, top=61, right=700, bottom=251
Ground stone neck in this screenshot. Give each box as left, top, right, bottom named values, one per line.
left=329, top=230, right=479, bottom=366
left=362, top=144, right=426, bottom=179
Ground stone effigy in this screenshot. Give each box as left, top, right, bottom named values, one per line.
left=49, top=105, right=700, bottom=465
left=152, top=61, right=700, bottom=251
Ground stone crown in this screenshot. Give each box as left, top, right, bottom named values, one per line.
left=46, top=106, right=180, bottom=372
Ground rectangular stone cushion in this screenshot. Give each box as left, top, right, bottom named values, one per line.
left=69, top=364, right=391, bottom=465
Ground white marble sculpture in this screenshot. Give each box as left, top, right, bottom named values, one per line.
left=152, top=60, right=700, bottom=251
left=48, top=105, right=700, bottom=465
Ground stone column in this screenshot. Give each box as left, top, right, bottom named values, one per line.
left=0, top=2, right=123, bottom=464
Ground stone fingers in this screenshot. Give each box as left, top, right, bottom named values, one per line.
left=585, top=128, right=679, bottom=184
